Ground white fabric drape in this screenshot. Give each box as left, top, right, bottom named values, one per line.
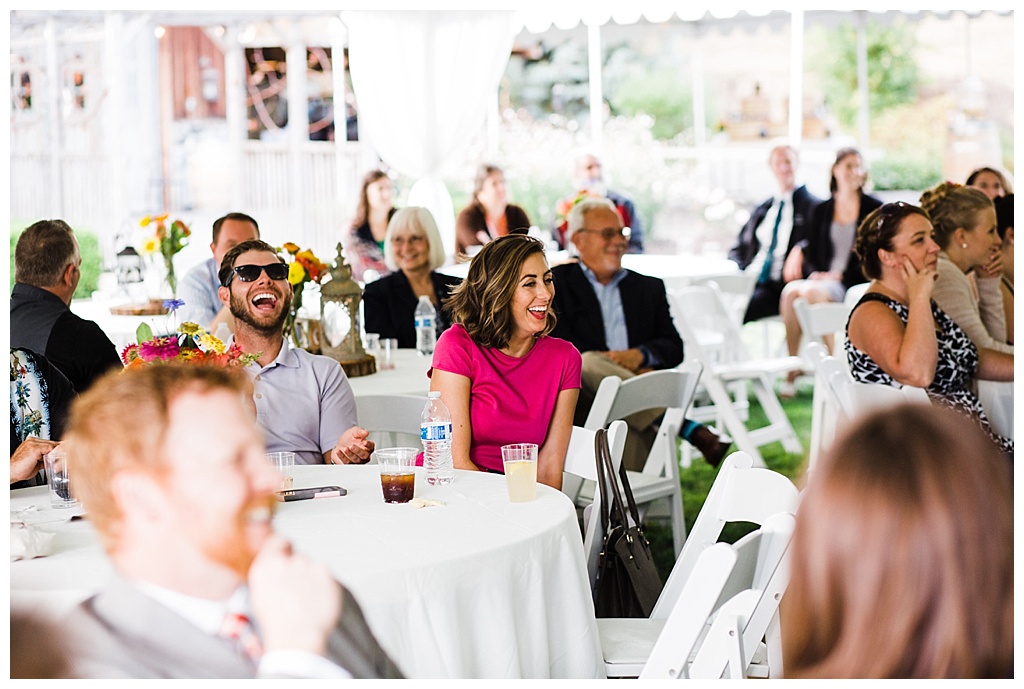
left=342, top=10, right=517, bottom=258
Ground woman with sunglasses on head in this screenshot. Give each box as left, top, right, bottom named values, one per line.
left=919, top=181, right=1012, bottom=354
left=845, top=203, right=1013, bottom=457
left=778, top=147, right=882, bottom=395
left=429, top=234, right=581, bottom=489
left=362, top=207, right=462, bottom=348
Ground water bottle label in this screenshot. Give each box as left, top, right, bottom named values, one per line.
left=421, top=422, right=450, bottom=441
left=415, top=317, right=433, bottom=328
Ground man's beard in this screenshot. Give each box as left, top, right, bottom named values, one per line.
left=230, top=289, right=292, bottom=335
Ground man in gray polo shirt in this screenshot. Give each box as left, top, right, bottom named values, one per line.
left=217, top=239, right=373, bottom=465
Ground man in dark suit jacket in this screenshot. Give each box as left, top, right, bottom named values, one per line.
left=10, top=219, right=121, bottom=393
left=728, top=144, right=821, bottom=323
left=551, top=198, right=730, bottom=470
left=61, top=364, right=403, bottom=679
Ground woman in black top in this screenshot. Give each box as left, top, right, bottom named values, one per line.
left=363, top=207, right=461, bottom=348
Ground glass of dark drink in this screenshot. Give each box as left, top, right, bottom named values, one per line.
left=375, top=447, right=418, bottom=504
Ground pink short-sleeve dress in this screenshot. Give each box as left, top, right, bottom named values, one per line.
left=430, top=324, right=582, bottom=473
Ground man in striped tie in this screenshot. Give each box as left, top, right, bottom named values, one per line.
left=60, top=364, right=403, bottom=679
left=728, top=143, right=822, bottom=323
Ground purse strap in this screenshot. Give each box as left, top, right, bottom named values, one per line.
left=595, top=427, right=644, bottom=536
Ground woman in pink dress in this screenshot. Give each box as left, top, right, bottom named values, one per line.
left=429, top=234, right=581, bottom=489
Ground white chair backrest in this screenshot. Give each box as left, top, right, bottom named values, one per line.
left=690, top=274, right=756, bottom=328
left=652, top=451, right=799, bottom=618
left=355, top=394, right=427, bottom=453
left=584, top=362, right=703, bottom=431
left=640, top=511, right=796, bottom=679
left=843, top=281, right=869, bottom=311
left=670, top=285, right=752, bottom=365
left=563, top=420, right=628, bottom=590
left=684, top=512, right=796, bottom=679
left=792, top=297, right=849, bottom=348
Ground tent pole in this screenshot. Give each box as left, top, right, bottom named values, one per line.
left=788, top=8, right=804, bottom=146
left=587, top=21, right=603, bottom=152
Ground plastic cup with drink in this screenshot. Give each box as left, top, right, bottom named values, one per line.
left=376, top=447, right=418, bottom=503
left=501, top=443, right=538, bottom=503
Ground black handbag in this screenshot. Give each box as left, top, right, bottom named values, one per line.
left=592, top=427, right=664, bottom=618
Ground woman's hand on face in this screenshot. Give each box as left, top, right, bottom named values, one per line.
left=902, top=256, right=936, bottom=303
left=976, top=251, right=1003, bottom=279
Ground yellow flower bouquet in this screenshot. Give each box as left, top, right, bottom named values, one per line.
left=140, top=213, right=191, bottom=297
left=279, top=242, right=329, bottom=348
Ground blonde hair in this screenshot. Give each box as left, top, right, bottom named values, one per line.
left=63, top=365, right=250, bottom=553
left=782, top=404, right=1013, bottom=678
left=919, top=181, right=993, bottom=250
left=382, top=207, right=446, bottom=272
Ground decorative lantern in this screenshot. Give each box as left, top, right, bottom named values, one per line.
left=115, top=245, right=145, bottom=297
left=319, top=243, right=376, bottom=377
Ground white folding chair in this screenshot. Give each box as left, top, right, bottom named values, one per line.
left=652, top=451, right=799, bottom=619
left=561, top=421, right=628, bottom=591
left=820, top=355, right=929, bottom=427
left=582, top=363, right=703, bottom=557
left=669, top=286, right=803, bottom=467
left=792, top=296, right=850, bottom=359
left=804, top=341, right=838, bottom=470
left=355, top=394, right=427, bottom=456
left=598, top=511, right=796, bottom=679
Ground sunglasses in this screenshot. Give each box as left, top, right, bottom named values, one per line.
left=223, top=262, right=289, bottom=286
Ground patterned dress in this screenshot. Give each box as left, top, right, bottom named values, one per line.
left=845, top=292, right=1013, bottom=457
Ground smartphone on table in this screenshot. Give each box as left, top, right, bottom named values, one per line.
left=276, top=485, right=347, bottom=502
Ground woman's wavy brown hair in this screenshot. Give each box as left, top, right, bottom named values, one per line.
left=445, top=234, right=555, bottom=349
left=919, top=181, right=993, bottom=250
left=782, top=404, right=1013, bottom=678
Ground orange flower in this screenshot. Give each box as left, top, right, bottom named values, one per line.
left=282, top=242, right=301, bottom=254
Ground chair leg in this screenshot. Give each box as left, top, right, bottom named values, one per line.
left=750, top=374, right=802, bottom=454
left=764, top=610, right=784, bottom=679
left=670, top=490, right=686, bottom=556
left=702, top=375, right=768, bottom=467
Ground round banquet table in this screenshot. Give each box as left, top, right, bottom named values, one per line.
left=9, top=465, right=605, bottom=679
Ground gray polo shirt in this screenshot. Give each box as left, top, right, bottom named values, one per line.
left=243, top=339, right=357, bottom=464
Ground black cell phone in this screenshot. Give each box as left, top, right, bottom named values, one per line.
left=276, top=485, right=347, bottom=502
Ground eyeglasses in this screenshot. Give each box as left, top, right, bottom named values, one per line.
left=223, top=262, right=289, bottom=286
left=577, top=226, right=631, bottom=241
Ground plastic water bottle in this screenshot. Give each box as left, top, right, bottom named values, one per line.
left=414, top=295, right=436, bottom=356
left=421, top=391, right=454, bottom=485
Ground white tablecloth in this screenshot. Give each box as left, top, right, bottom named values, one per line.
left=9, top=465, right=604, bottom=679
left=346, top=349, right=433, bottom=397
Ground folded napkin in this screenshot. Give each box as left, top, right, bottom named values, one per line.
left=408, top=498, right=445, bottom=509
left=10, top=521, right=56, bottom=560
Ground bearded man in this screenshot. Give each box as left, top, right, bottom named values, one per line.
left=217, top=239, right=372, bottom=465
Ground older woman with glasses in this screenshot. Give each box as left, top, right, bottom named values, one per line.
left=362, top=207, right=462, bottom=349
left=845, top=202, right=1013, bottom=457
left=429, top=234, right=581, bottom=489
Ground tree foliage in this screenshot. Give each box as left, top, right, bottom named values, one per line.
left=812, top=19, right=919, bottom=131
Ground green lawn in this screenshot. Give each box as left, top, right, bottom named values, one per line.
left=645, top=380, right=814, bottom=582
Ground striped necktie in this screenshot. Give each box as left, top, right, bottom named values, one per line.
left=219, top=611, right=263, bottom=661
left=758, top=199, right=785, bottom=284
